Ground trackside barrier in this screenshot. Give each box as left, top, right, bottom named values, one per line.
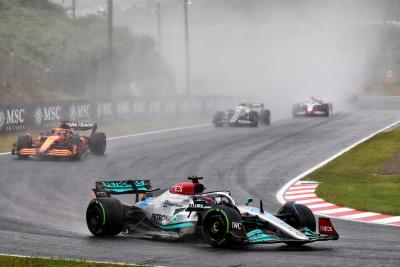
left=0, top=96, right=236, bottom=133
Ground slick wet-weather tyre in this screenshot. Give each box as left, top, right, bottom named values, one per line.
left=89, top=132, right=106, bottom=155
left=277, top=201, right=316, bottom=247
left=213, top=111, right=225, bottom=127
left=201, top=205, right=242, bottom=247
left=260, top=110, right=271, bottom=125
left=16, top=135, right=32, bottom=159
left=67, top=136, right=81, bottom=160
left=322, top=104, right=330, bottom=117
left=248, top=110, right=259, bottom=127
left=86, top=197, right=124, bottom=236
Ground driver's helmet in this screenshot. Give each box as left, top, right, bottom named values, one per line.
left=59, top=131, right=67, bottom=139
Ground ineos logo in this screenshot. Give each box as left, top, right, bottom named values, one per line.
left=172, top=185, right=183, bottom=193
left=320, top=226, right=333, bottom=232
left=232, top=222, right=242, bottom=230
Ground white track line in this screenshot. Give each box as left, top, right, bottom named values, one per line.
left=276, top=119, right=400, bottom=204
left=107, top=123, right=210, bottom=141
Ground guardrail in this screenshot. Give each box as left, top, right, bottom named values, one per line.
left=0, top=96, right=235, bottom=133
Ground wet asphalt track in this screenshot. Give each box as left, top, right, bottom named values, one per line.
left=0, top=110, right=399, bottom=266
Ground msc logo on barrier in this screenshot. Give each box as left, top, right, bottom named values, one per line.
left=0, top=110, right=5, bottom=128
left=70, top=104, right=91, bottom=120
left=97, top=102, right=113, bottom=118
left=0, top=108, right=25, bottom=132
left=34, top=106, right=61, bottom=125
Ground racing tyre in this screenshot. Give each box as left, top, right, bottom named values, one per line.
left=277, top=201, right=316, bottom=247
left=322, top=104, right=330, bottom=117
left=201, top=205, right=244, bottom=247
left=89, top=132, right=106, bottom=155
left=67, top=136, right=81, bottom=160
left=213, top=111, right=225, bottom=127
left=248, top=110, right=259, bottom=127
left=292, top=104, right=300, bottom=118
left=16, top=135, right=32, bottom=159
left=86, top=197, right=124, bottom=236
left=260, top=109, right=271, bottom=125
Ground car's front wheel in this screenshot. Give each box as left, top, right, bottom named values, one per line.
left=277, top=201, right=316, bottom=247
left=201, top=205, right=244, bottom=247
left=213, top=111, right=225, bottom=127
left=260, top=109, right=271, bottom=125
left=16, top=135, right=32, bottom=159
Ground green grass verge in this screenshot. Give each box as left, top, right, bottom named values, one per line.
left=0, top=255, right=148, bottom=267
left=0, top=114, right=210, bottom=153
left=305, top=127, right=400, bottom=215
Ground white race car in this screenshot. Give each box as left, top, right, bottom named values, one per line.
left=86, top=177, right=339, bottom=248
left=292, top=97, right=333, bottom=117
left=213, top=103, right=271, bottom=127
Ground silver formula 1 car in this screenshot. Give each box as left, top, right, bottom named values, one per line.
left=86, top=177, right=338, bottom=247
left=292, top=97, right=333, bottom=117
left=213, top=103, right=271, bottom=127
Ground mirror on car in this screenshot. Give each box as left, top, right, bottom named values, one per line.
left=245, top=198, right=253, bottom=206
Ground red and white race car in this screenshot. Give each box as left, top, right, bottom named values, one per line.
left=292, top=97, right=333, bottom=117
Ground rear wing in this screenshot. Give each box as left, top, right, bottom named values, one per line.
left=249, top=103, right=264, bottom=109
left=92, top=179, right=154, bottom=201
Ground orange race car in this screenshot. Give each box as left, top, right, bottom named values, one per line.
left=11, top=121, right=106, bottom=160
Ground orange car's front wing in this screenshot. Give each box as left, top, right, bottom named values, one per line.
left=18, top=148, right=75, bottom=157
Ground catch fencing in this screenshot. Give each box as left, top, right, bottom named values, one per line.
left=0, top=96, right=235, bottom=133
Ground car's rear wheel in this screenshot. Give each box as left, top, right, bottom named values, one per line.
left=321, top=104, right=330, bottom=117
left=89, top=132, right=106, bottom=155
left=260, top=109, right=271, bottom=125
left=277, top=201, right=316, bottom=247
left=16, top=135, right=32, bottom=159
left=292, top=104, right=300, bottom=118
left=86, top=197, right=124, bottom=236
